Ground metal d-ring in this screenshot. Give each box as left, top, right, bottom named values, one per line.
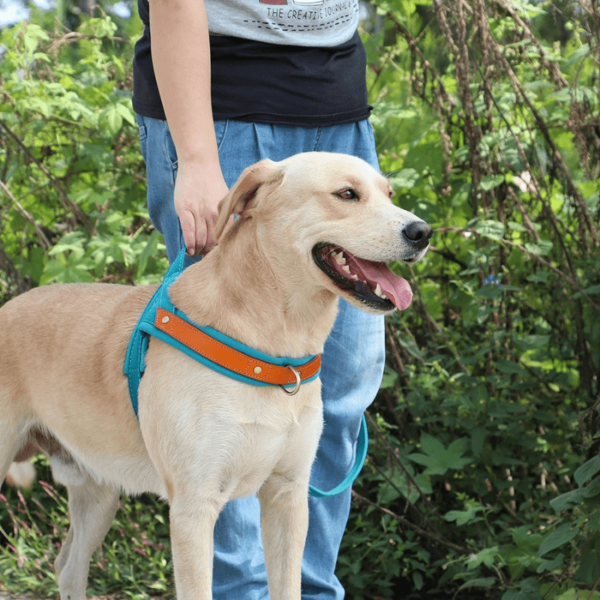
left=280, top=365, right=302, bottom=396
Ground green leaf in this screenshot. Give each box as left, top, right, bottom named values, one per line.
left=496, top=360, right=525, bottom=375
left=467, top=547, right=498, bottom=570
left=480, top=174, right=505, bottom=191
left=527, top=270, right=551, bottom=283
left=550, top=488, right=585, bottom=513
left=471, top=427, right=487, bottom=456
left=512, top=526, right=543, bottom=553
left=563, top=43, right=591, bottom=70
left=116, top=102, right=136, bottom=126
left=409, top=434, right=471, bottom=475
left=473, top=220, right=505, bottom=241
left=419, top=432, right=445, bottom=458
left=580, top=284, right=600, bottom=296
left=412, top=571, right=423, bottom=590
left=582, top=477, right=600, bottom=499
left=524, top=240, right=553, bottom=256
left=48, top=232, right=87, bottom=258
left=576, top=536, right=600, bottom=585
left=515, top=335, right=550, bottom=351
left=22, top=24, right=50, bottom=58
left=537, top=523, right=580, bottom=557
left=575, top=456, right=600, bottom=487
left=476, top=284, right=504, bottom=299
left=380, top=366, right=399, bottom=389
left=536, top=552, right=564, bottom=573
left=507, top=221, right=527, bottom=232
left=136, top=229, right=161, bottom=281
left=389, top=168, right=419, bottom=189
left=100, top=104, right=124, bottom=135
left=458, top=578, right=496, bottom=590
left=555, top=591, right=600, bottom=600
left=444, top=504, right=484, bottom=526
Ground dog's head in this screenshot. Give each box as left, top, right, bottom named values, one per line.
left=214, top=152, right=432, bottom=315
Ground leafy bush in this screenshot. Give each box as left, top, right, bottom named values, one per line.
left=1, top=2, right=599, bottom=599
left=0, top=13, right=166, bottom=303
left=339, top=1, right=600, bottom=598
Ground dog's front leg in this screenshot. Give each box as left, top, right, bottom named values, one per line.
left=258, top=473, right=310, bottom=600
left=170, top=497, right=223, bottom=600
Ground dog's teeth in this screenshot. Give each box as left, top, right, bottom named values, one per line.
left=342, top=265, right=351, bottom=274
left=334, top=252, right=347, bottom=265
left=351, top=275, right=358, bottom=280
left=373, top=283, right=387, bottom=300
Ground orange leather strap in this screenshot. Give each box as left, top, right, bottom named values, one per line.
left=154, top=307, right=321, bottom=386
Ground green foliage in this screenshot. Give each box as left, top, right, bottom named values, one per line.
left=0, top=458, right=173, bottom=598
left=0, top=14, right=166, bottom=303
left=1, top=2, right=599, bottom=599
left=339, top=0, right=600, bottom=598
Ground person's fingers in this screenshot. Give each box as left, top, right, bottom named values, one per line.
left=173, top=163, right=228, bottom=256
left=179, top=208, right=199, bottom=256
left=194, top=214, right=209, bottom=255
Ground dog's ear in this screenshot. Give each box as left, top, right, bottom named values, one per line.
left=214, top=159, right=280, bottom=241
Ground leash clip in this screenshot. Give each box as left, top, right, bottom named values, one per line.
left=280, top=365, right=301, bottom=396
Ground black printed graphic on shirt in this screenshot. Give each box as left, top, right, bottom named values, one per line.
left=246, top=0, right=360, bottom=34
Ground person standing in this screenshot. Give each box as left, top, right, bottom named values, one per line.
left=132, top=1, right=385, bottom=597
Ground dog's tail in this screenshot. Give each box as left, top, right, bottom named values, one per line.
left=5, top=461, right=36, bottom=489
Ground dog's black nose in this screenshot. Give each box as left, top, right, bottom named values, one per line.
left=402, top=221, right=433, bottom=250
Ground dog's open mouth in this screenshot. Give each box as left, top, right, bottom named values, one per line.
left=312, top=243, right=413, bottom=311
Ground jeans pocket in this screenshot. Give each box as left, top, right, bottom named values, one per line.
left=214, top=120, right=229, bottom=151
left=138, top=123, right=147, bottom=142
left=137, top=122, right=148, bottom=161
left=163, top=121, right=178, bottom=171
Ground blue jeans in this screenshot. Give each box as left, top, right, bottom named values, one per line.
left=136, top=116, right=385, bottom=599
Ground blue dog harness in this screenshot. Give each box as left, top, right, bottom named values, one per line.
left=124, top=247, right=368, bottom=498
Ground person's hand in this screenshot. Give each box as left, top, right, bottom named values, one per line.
left=174, top=160, right=229, bottom=257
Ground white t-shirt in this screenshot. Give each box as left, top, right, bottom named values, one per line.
left=206, top=0, right=360, bottom=47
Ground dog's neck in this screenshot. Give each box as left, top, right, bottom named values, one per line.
left=168, top=219, right=339, bottom=359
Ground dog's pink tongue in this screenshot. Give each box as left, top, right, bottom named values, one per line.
left=346, top=255, right=413, bottom=310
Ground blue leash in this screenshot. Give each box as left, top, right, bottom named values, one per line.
left=309, top=415, right=368, bottom=499
left=124, top=247, right=368, bottom=498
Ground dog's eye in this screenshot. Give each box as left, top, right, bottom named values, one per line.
left=336, top=188, right=358, bottom=201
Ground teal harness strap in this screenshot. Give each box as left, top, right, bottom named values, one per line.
left=124, top=246, right=188, bottom=416
left=124, top=247, right=368, bottom=498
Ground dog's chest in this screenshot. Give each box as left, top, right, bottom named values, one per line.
left=196, top=381, right=323, bottom=501
left=232, top=380, right=319, bottom=426
left=226, top=395, right=322, bottom=500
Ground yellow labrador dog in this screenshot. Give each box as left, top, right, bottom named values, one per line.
left=0, top=152, right=431, bottom=600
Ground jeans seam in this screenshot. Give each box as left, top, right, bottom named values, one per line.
left=312, top=127, right=323, bottom=152
left=216, top=120, right=229, bottom=151
left=162, top=120, right=178, bottom=172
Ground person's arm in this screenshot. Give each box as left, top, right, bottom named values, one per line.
left=149, top=0, right=229, bottom=256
